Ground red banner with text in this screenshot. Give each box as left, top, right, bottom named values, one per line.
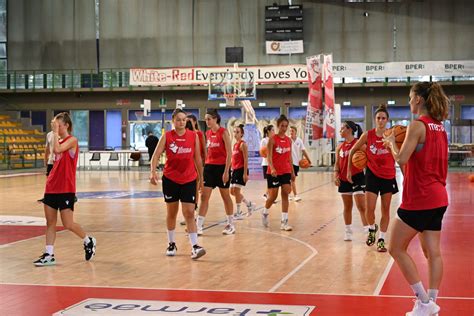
left=305, top=55, right=324, bottom=141
left=323, top=54, right=336, bottom=138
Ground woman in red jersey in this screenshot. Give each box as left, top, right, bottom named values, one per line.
left=150, top=108, right=206, bottom=260
left=196, top=109, right=235, bottom=235
left=262, top=115, right=295, bottom=231
left=230, top=124, right=255, bottom=220
left=348, top=104, right=398, bottom=252
left=384, top=82, right=449, bottom=316
left=186, top=114, right=206, bottom=163
left=334, top=121, right=369, bottom=241
left=34, top=112, right=96, bottom=267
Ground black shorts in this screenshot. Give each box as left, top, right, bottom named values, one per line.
left=162, top=175, right=197, bottom=204
left=43, top=193, right=76, bottom=211
left=365, top=167, right=398, bottom=196
left=262, top=165, right=268, bottom=179
left=231, top=168, right=248, bottom=187
left=293, top=165, right=300, bottom=177
left=397, top=206, right=447, bottom=232
left=267, top=173, right=291, bottom=189
left=46, top=164, right=54, bottom=176
left=338, top=172, right=365, bottom=194
left=203, top=164, right=231, bottom=189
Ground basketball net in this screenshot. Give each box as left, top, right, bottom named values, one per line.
left=135, top=111, right=144, bottom=121
left=224, top=93, right=236, bottom=107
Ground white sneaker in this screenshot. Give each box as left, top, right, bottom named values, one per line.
left=344, top=229, right=353, bottom=241
left=166, top=242, right=177, bottom=256
left=33, top=253, right=56, bottom=266
left=222, top=224, right=236, bottom=235
left=289, top=196, right=293, bottom=201
left=197, top=226, right=203, bottom=236
left=246, top=202, right=256, bottom=216
left=280, top=220, right=293, bottom=231
left=262, top=213, right=269, bottom=227
left=191, top=245, right=206, bottom=260
left=294, top=195, right=302, bottom=202
left=233, top=211, right=244, bottom=220
left=405, top=299, right=440, bottom=316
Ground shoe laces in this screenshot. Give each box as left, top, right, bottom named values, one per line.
left=167, top=243, right=176, bottom=251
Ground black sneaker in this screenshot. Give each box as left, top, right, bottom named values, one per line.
left=366, top=224, right=378, bottom=246
left=84, top=237, right=96, bottom=261
left=377, top=238, right=387, bottom=252
left=34, top=253, right=56, bottom=266
left=191, top=245, right=206, bottom=260
left=166, top=242, right=177, bottom=256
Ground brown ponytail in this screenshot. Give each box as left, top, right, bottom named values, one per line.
left=54, top=112, right=73, bottom=133
left=411, top=82, right=449, bottom=121
left=374, top=103, right=389, bottom=119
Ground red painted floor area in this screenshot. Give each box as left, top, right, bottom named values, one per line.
left=0, top=225, right=64, bottom=245
left=0, top=284, right=472, bottom=316
left=381, top=173, right=474, bottom=298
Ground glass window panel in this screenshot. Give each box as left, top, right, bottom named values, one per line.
left=71, top=110, right=89, bottom=148
left=387, top=77, right=408, bottom=83
left=103, top=71, right=119, bottom=88
left=432, top=76, right=452, bottom=82
left=15, top=73, right=26, bottom=89
left=33, top=73, right=44, bottom=89
left=121, top=72, right=129, bottom=87
left=365, top=77, right=385, bottom=83
left=410, top=75, right=430, bottom=82
left=129, top=122, right=164, bottom=150
left=344, top=77, right=363, bottom=84
left=53, top=74, right=63, bottom=88
left=333, top=77, right=343, bottom=84
left=65, top=73, right=81, bottom=88
left=0, top=43, right=5, bottom=58
left=0, top=0, right=5, bottom=42
left=454, top=76, right=474, bottom=81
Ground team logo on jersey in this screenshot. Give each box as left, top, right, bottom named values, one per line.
left=275, top=146, right=290, bottom=154
left=169, top=142, right=192, bottom=154
left=340, top=149, right=349, bottom=158
left=369, top=144, right=377, bottom=155
left=169, top=142, right=179, bottom=154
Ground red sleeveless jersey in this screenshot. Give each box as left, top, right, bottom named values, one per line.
left=231, top=140, right=245, bottom=170
left=401, top=116, right=448, bottom=210
left=267, top=135, right=292, bottom=175
left=45, top=135, right=78, bottom=193
left=196, top=130, right=205, bottom=162
left=163, top=129, right=197, bottom=184
left=339, top=139, right=363, bottom=182
left=366, top=129, right=395, bottom=179
left=205, top=127, right=227, bottom=165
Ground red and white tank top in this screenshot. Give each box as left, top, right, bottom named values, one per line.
left=205, top=127, right=227, bottom=165
left=231, top=140, right=245, bottom=170
left=366, top=129, right=395, bottom=179
left=45, top=135, right=78, bottom=194
left=163, top=129, right=197, bottom=184
left=196, top=130, right=206, bottom=162
left=267, top=135, right=292, bottom=175
left=401, top=116, right=448, bottom=210
left=339, top=139, right=363, bottom=182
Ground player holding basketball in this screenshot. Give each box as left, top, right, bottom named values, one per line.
left=383, top=82, right=449, bottom=316
left=196, top=109, right=235, bottom=235
left=230, top=124, right=255, bottom=219
left=260, top=125, right=274, bottom=199
left=150, top=108, right=206, bottom=260
left=262, top=115, right=295, bottom=231
left=334, top=121, right=369, bottom=241
left=289, top=126, right=311, bottom=202
left=34, top=112, right=96, bottom=266
left=348, top=104, right=398, bottom=252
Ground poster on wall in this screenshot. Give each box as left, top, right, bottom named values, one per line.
left=323, top=54, right=336, bottom=138
left=305, top=55, right=324, bottom=142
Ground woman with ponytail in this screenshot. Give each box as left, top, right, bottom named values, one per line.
left=383, top=82, right=449, bottom=316
left=348, top=104, right=398, bottom=252
left=334, top=121, right=369, bottom=241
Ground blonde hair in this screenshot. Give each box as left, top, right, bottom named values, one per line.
left=411, top=82, right=449, bottom=121
left=54, top=112, right=73, bottom=133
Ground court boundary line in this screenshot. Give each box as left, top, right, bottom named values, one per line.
left=1, top=282, right=472, bottom=300
left=0, top=172, right=43, bottom=178
left=373, top=257, right=395, bottom=295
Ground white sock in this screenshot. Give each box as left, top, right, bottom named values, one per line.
left=379, top=231, right=386, bottom=240
left=369, top=224, right=376, bottom=230
left=281, top=212, right=288, bottom=221
left=197, top=215, right=205, bottom=228
left=188, top=233, right=198, bottom=246
left=45, top=245, right=54, bottom=255
left=227, top=215, right=234, bottom=225
left=167, top=230, right=175, bottom=243
left=363, top=225, right=370, bottom=232
left=345, top=225, right=352, bottom=231
left=410, top=281, right=429, bottom=303
left=83, top=235, right=90, bottom=244
left=263, top=208, right=269, bottom=215
left=428, top=289, right=439, bottom=302
left=236, top=203, right=241, bottom=212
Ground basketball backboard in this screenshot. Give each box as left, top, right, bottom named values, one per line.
left=208, top=71, right=257, bottom=104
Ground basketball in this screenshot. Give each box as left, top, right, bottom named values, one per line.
left=299, top=158, right=311, bottom=169
left=259, top=146, right=268, bottom=158
left=393, top=125, right=407, bottom=147
left=469, top=174, right=474, bottom=182
left=352, top=150, right=367, bottom=169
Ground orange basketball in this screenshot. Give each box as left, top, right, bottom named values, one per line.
left=352, top=150, right=367, bottom=169
left=393, top=125, right=407, bottom=148
left=259, top=146, right=268, bottom=158
left=469, top=174, right=474, bottom=182
left=299, top=158, right=310, bottom=169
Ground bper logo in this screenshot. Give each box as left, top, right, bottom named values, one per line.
left=54, top=299, right=315, bottom=315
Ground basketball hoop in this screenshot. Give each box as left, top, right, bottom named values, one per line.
left=135, top=111, right=144, bottom=121
left=224, top=93, right=236, bottom=106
